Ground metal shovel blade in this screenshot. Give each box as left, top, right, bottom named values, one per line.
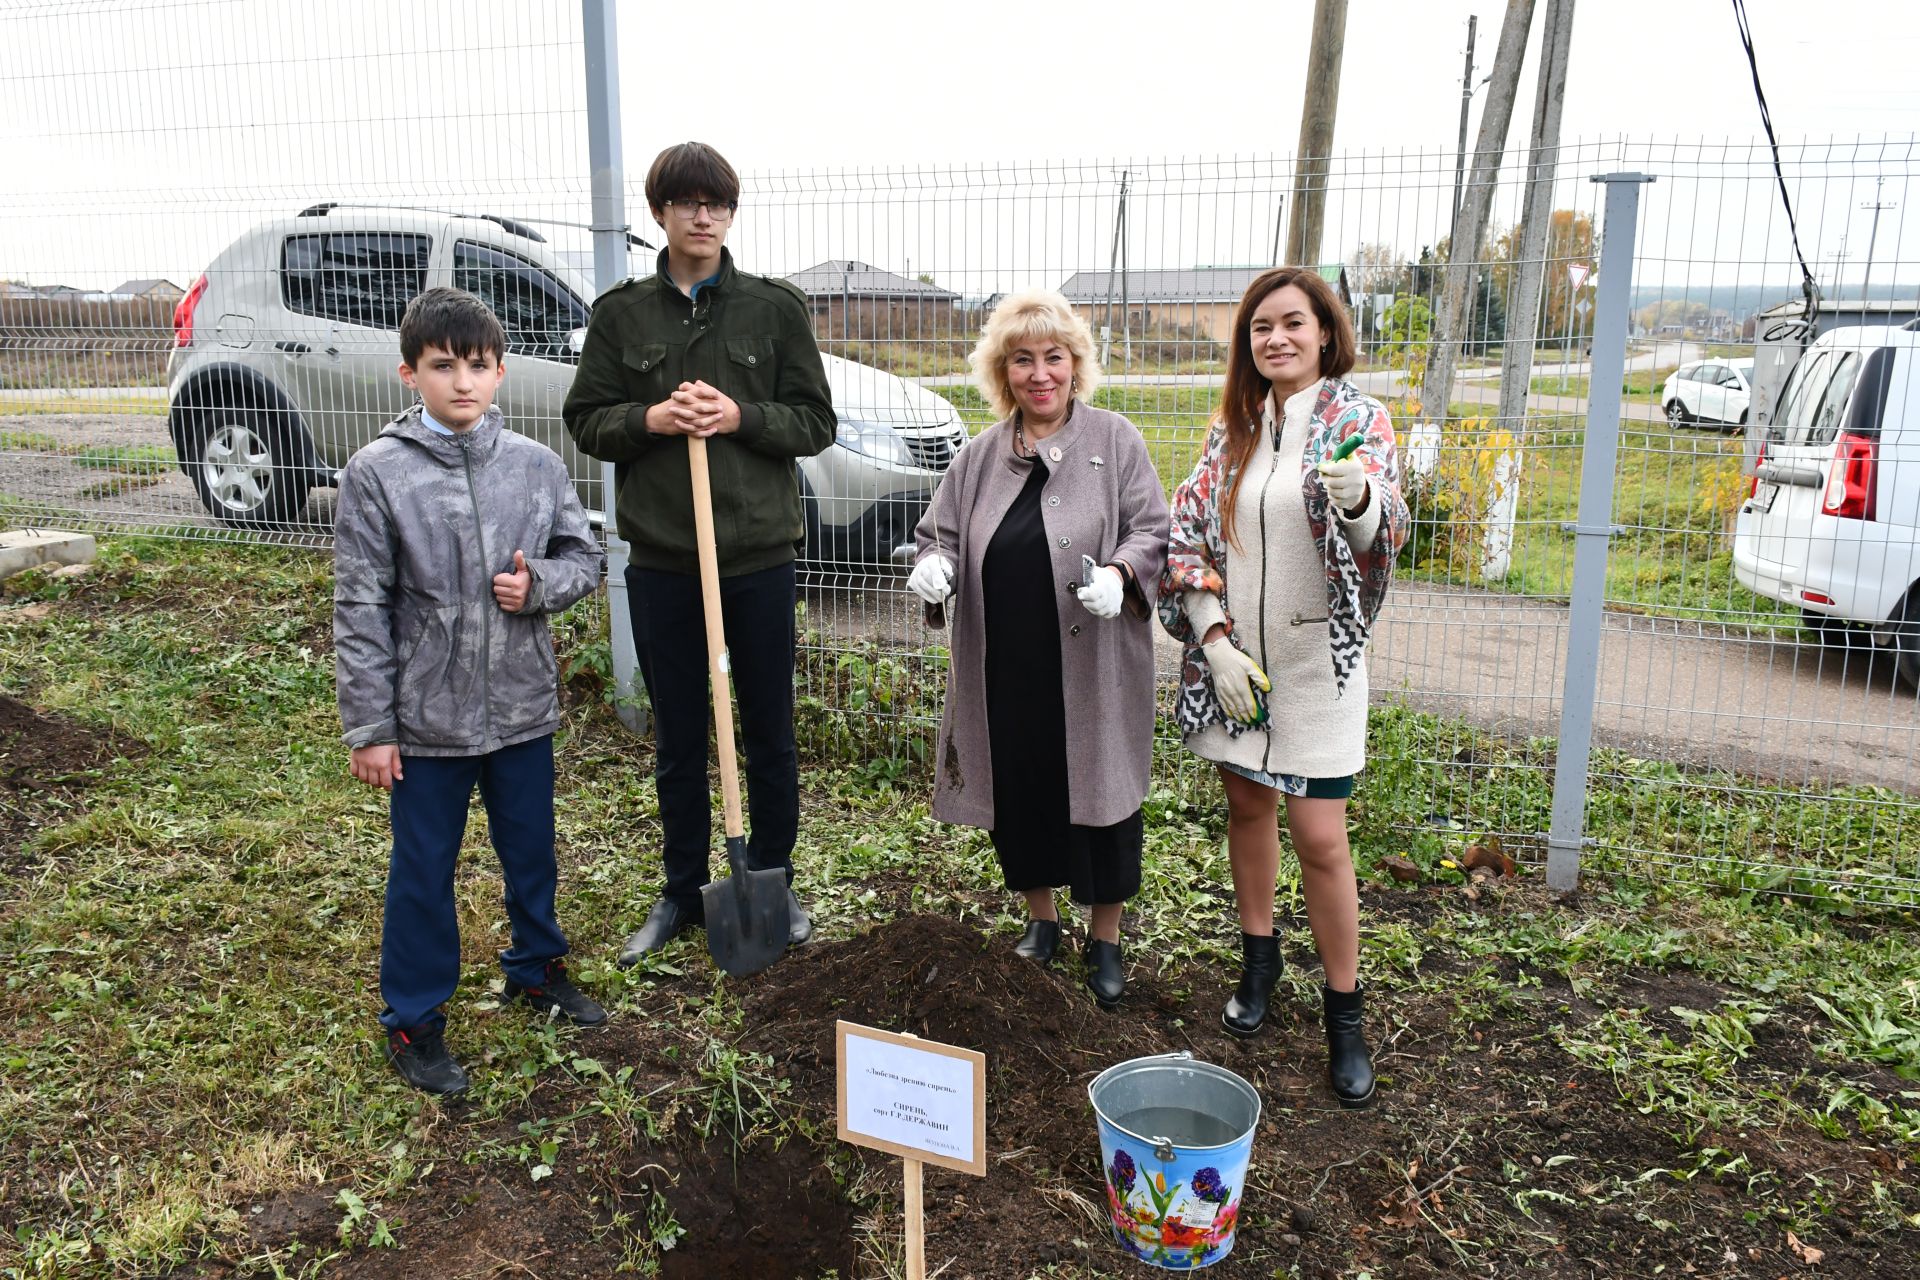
left=702, top=835, right=790, bottom=977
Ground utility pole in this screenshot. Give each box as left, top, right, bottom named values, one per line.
left=1860, top=177, right=1897, bottom=305
left=1286, top=0, right=1349, bottom=267
left=1496, top=0, right=1574, bottom=430
left=1451, top=15, right=1480, bottom=238
left=1421, top=0, right=1535, bottom=427
left=1101, top=170, right=1130, bottom=367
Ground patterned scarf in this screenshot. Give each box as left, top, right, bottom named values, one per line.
left=1158, top=377, right=1411, bottom=737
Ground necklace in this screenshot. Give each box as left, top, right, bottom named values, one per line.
left=1013, top=403, right=1071, bottom=458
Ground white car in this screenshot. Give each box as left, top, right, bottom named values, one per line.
left=1732, top=324, right=1920, bottom=685
left=164, top=203, right=966, bottom=562
left=1662, top=357, right=1754, bottom=429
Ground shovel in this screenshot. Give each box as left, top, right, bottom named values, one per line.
left=686, top=435, right=791, bottom=977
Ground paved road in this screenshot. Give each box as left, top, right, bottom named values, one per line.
left=16, top=407, right=1908, bottom=796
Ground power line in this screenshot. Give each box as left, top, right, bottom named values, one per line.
left=1731, top=0, right=1818, bottom=319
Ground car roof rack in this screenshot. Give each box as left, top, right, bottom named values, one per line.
left=290, top=201, right=555, bottom=244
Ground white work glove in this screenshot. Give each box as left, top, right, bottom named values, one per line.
left=907, top=554, right=955, bottom=605
left=1317, top=456, right=1369, bottom=513
left=1075, top=564, right=1125, bottom=619
left=1202, top=637, right=1270, bottom=724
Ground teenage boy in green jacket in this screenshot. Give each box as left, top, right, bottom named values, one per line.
left=563, top=142, right=834, bottom=965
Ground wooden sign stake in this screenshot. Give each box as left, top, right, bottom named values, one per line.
left=835, top=1021, right=985, bottom=1280
left=903, top=1154, right=924, bottom=1280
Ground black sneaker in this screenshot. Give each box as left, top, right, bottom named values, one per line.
left=384, top=1025, right=469, bottom=1096
left=505, top=961, right=607, bottom=1027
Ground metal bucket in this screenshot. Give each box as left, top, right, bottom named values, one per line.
left=1089, top=1052, right=1261, bottom=1269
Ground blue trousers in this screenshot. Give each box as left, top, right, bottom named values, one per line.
left=379, top=734, right=569, bottom=1032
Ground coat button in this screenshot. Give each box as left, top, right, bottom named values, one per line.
left=683, top=319, right=690, bottom=326
left=1047, top=495, right=1060, bottom=507
left=1058, top=536, right=1071, bottom=548
left=1070, top=624, right=1082, bottom=636
left=748, top=355, right=758, bottom=365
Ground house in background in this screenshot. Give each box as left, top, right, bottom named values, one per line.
left=110, top=278, right=186, bottom=304
left=1056, top=263, right=1352, bottom=342
left=785, top=260, right=961, bottom=342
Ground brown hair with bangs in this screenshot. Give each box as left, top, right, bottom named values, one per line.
left=644, top=142, right=740, bottom=220
left=1216, top=267, right=1356, bottom=548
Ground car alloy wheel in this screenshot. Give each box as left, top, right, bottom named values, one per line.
left=1665, top=399, right=1690, bottom=427
left=199, top=419, right=279, bottom=516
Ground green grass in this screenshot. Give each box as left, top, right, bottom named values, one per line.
left=1524, top=365, right=1677, bottom=406
left=1, top=538, right=1917, bottom=1275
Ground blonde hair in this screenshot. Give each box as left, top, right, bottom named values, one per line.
left=969, top=288, right=1102, bottom=420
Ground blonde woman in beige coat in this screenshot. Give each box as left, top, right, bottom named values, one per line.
left=909, top=290, right=1170, bottom=1010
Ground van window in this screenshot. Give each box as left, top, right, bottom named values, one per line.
left=281, top=233, right=430, bottom=330
left=1840, top=347, right=1896, bottom=440
left=1802, top=351, right=1861, bottom=447
left=1770, top=350, right=1831, bottom=442
left=453, top=241, right=589, bottom=362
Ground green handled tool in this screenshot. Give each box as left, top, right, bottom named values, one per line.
left=1328, top=432, right=1365, bottom=463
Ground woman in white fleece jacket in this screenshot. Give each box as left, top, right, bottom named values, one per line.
left=1159, top=267, right=1409, bottom=1109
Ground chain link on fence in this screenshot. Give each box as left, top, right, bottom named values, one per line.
left=3, top=3, right=1918, bottom=904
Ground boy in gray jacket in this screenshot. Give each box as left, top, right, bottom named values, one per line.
left=335, top=287, right=608, bottom=1096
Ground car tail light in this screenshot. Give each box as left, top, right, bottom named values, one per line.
left=173, top=273, right=208, bottom=347
left=1749, top=441, right=1765, bottom=499
left=1820, top=431, right=1878, bottom=521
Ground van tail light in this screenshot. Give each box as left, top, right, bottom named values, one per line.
left=1820, top=431, right=1878, bottom=521
left=1749, top=441, right=1765, bottom=499
left=173, top=273, right=208, bottom=347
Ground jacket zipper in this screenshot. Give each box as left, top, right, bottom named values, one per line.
left=459, top=435, right=493, bottom=750
left=1255, top=423, right=1278, bottom=774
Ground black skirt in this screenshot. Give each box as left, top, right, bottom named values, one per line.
left=982, top=459, right=1143, bottom=905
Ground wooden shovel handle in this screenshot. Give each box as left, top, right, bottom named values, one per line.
left=686, top=436, right=744, bottom=840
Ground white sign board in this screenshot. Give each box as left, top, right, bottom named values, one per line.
left=836, top=1021, right=986, bottom=1177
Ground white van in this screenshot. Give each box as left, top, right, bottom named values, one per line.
left=1732, top=323, right=1920, bottom=685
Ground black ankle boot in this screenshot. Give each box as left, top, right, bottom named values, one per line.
left=1085, top=939, right=1124, bottom=1009
left=1322, top=982, right=1376, bottom=1109
left=1013, top=918, right=1061, bottom=964
left=1222, top=932, right=1282, bottom=1037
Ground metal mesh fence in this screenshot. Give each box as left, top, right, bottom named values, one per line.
left=3, top=3, right=1918, bottom=904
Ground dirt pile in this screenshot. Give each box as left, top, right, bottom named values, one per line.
left=0, top=691, right=143, bottom=867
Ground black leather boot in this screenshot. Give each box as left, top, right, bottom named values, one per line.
left=1013, top=918, right=1061, bottom=964
left=1085, top=939, right=1124, bottom=1009
left=1222, top=932, right=1281, bottom=1037
left=1322, top=982, right=1376, bottom=1109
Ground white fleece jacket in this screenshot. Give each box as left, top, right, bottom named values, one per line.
left=1184, top=381, right=1380, bottom=779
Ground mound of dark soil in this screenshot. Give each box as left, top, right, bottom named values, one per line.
left=0, top=692, right=144, bottom=867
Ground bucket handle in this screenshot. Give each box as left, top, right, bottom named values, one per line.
left=1141, top=1053, right=1189, bottom=1162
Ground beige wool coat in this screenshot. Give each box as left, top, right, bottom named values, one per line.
left=912, top=404, right=1170, bottom=830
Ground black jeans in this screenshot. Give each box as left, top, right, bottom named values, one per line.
left=626, top=560, right=799, bottom=914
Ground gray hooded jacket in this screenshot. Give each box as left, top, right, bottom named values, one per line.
left=334, top=404, right=605, bottom=757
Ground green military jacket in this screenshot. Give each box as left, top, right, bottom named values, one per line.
left=562, top=247, right=835, bottom=576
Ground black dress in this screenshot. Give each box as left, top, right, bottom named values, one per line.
left=982, top=458, right=1143, bottom=905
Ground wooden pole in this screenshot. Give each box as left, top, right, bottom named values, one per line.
left=1285, top=0, right=1348, bottom=268
left=903, top=1157, right=925, bottom=1280
left=1420, top=0, right=1536, bottom=427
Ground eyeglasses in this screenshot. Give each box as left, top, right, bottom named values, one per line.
left=663, top=198, right=736, bottom=222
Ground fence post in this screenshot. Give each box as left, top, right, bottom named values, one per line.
left=582, top=0, right=646, bottom=735
left=1544, top=171, right=1652, bottom=893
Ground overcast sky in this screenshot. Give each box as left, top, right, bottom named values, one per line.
left=1, top=0, right=1913, bottom=297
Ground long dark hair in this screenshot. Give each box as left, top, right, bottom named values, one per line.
left=1217, top=267, right=1357, bottom=548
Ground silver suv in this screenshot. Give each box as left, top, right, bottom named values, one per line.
left=165, top=204, right=967, bottom=561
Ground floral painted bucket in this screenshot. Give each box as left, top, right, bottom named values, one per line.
left=1089, top=1052, right=1260, bottom=1270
